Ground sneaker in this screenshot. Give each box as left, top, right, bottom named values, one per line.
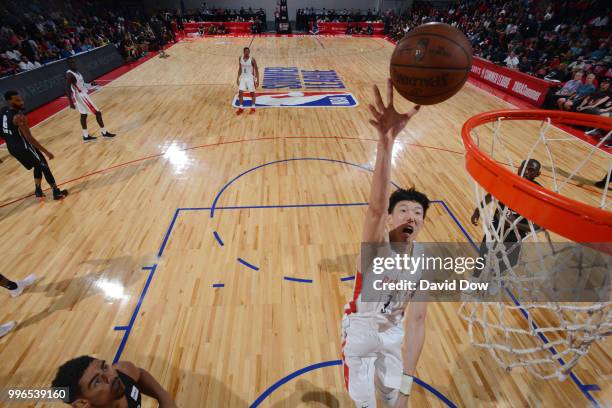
left=102, top=131, right=116, bottom=138
left=595, top=177, right=610, bottom=189
left=83, top=135, right=97, bottom=143
left=8, top=274, right=36, bottom=298
left=236, top=108, right=244, bottom=115
left=0, top=321, right=16, bottom=338
left=53, top=188, right=69, bottom=200
left=249, top=108, right=256, bottom=114
left=35, top=187, right=45, bottom=198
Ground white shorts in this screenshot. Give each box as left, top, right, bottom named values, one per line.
left=73, top=92, right=99, bottom=115
left=239, top=76, right=255, bottom=92
left=341, top=314, right=404, bottom=406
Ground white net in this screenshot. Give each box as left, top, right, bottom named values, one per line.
left=458, top=112, right=612, bottom=380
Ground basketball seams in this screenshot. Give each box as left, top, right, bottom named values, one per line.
left=396, top=32, right=472, bottom=67
left=389, top=64, right=471, bottom=71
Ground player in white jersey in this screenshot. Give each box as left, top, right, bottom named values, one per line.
left=65, top=58, right=116, bottom=142
left=235, top=47, right=259, bottom=115
left=341, top=80, right=428, bottom=408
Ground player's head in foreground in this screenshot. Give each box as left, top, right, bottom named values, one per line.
left=387, top=187, right=430, bottom=243
left=4, top=90, right=24, bottom=110
left=243, top=47, right=250, bottom=58
left=67, top=57, right=77, bottom=71
left=518, top=159, right=541, bottom=181
left=52, top=356, right=125, bottom=406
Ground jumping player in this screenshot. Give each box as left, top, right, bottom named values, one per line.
left=1, top=91, right=68, bottom=200
left=52, top=356, right=177, bottom=408
left=236, top=47, right=259, bottom=115
left=341, top=80, right=427, bottom=408
left=65, top=58, right=116, bottom=142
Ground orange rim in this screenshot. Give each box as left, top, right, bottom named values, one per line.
left=462, top=109, right=612, bottom=245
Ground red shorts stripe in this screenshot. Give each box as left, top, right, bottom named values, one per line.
left=82, top=97, right=97, bottom=114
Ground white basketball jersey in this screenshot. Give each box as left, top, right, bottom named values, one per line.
left=240, top=56, right=253, bottom=78
left=67, top=69, right=87, bottom=95
left=344, top=242, right=424, bottom=329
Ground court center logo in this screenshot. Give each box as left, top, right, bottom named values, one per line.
left=232, top=67, right=358, bottom=108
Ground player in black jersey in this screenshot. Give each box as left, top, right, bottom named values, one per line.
left=1, top=91, right=68, bottom=200
left=52, top=356, right=177, bottom=408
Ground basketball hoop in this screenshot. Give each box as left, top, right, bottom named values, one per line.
left=458, top=109, right=611, bottom=380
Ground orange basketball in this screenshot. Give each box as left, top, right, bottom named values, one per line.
left=390, top=22, right=473, bottom=105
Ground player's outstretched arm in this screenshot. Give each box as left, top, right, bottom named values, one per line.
left=362, top=79, right=420, bottom=243
left=114, top=361, right=177, bottom=408
left=236, top=57, right=241, bottom=86
left=394, top=301, right=428, bottom=408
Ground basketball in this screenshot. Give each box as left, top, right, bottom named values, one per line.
left=390, top=22, right=473, bottom=105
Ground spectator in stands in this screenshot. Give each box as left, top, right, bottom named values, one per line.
left=198, top=24, right=205, bottom=37
left=590, top=42, right=609, bottom=61
left=504, top=51, right=519, bottom=70
left=576, top=80, right=610, bottom=114
left=518, top=56, right=533, bottom=74
left=545, top=63, right=570, bottom=82
left=367, top=23, right=374, bottom=36
left=218, top=23, right=227, bottom=35
left=559, top=72, right=597, bottom=110
left=17, top=55, right=41, bottom=71
left=545, top=71, right=584, bottom=108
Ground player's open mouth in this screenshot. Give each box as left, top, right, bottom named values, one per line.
left=402, top=226, right=414, bottom=234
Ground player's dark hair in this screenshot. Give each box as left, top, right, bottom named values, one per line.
left=519, top=159, right=541, bottom=172
left=4, top=90, right=18, bottom=101
left=388, top=187, right=430, bottom=216
left=244, top=47, right=250, bottom=51
left=51, top=355, right=95, bottom=403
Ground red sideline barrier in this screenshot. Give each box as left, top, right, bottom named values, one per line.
left=309, top=22, right=384, bottom=35
left=182, top=22, right=252, bottom=34
left=469, top=57, right=556, bottom=107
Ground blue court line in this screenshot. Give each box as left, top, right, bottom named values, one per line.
left=158, top=209, right=180, bottom=257
left=112, top=263, right=158, bottom=364
left=340, top=276, right=355, bottom=281
left=113, top=326, right=128, bottom=331
left=213, top=231, right=224, bottom=246
left=283, top=276, right=313, bottom=283
left=209, top=158, right=401, bottom=218
left=237, top=257, right=259, bottom=271
left=249, top=360, right=456, bottom=408
left=212, top=283, right=225, bottom=288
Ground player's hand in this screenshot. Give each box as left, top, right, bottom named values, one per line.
left=393, top=393, right=409, bottom=408
left=255, top=80, right=259, bottom=89
left=471, top=209, right=480, bottom=226
left=369, top=78, right=420, bottom=145
left=69, top=103, right=75, bottom=110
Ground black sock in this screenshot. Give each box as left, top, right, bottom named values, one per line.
left=0, top=275, right=17, bottom=290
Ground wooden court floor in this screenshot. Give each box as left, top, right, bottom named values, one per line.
left=0, top=36, right=609, bottom=407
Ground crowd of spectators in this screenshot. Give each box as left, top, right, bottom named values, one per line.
left=0, top=0, right=178, bottom=78
left=182, top=5, right=266, bottom=34
left=384, top=1, right=610, bottom=128
left=296, top=9, right=382, bottom=32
